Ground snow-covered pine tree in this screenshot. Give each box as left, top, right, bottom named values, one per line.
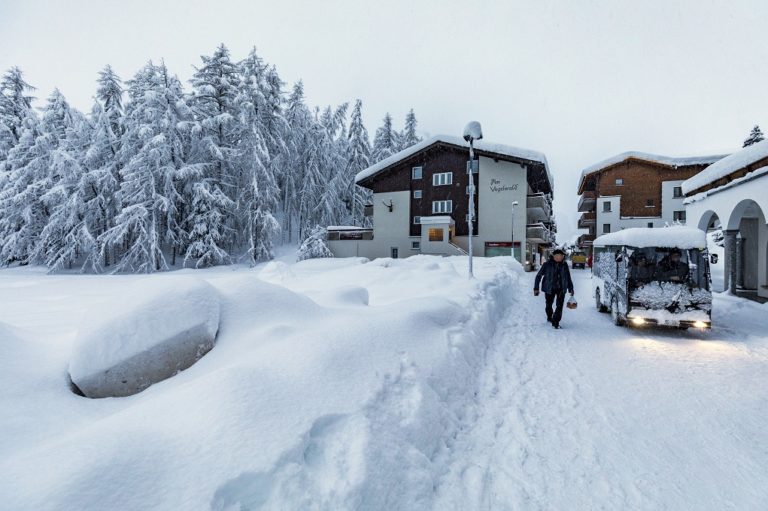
left=371, top=112, right=398, bottom=163
left=282, top=81, right=311, bottom=242
left=33, top=108, right=95, bottom=271
left=82, top=66, right=126, bottom=268
left=0, top=67, right=35, bottom=168
left=345, top=99, right=372, bottom=225
left=95, top=65, right=124, bottom=141
left=186, top=44, right=242, bottom=266
left=299, top=112, right=338, bottom=238
left=297, top=225, right=333, bottom=261
left=0, top=112, right=39, bottom=264
left=398, top=109, right=421, bottom=150
left=235, top=52, right=280, bottom=263
left=100, top=62, right=193, bottom=272
left=743, top=125, right=765, bottom=147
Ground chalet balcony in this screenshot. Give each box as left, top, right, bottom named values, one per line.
left=327, top=227, right=374, bottom=241
left=526, top=193, right=552, bottom=223
left=577, top=233, right=596, bottom=247
left=578, top=211, right=596, bottom=229
left=527, top=222, right=555, bottom=244
left=578, top=190, right=597, bottom=212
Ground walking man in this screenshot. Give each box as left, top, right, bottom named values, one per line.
left=533, top=249, right=575, bottom=329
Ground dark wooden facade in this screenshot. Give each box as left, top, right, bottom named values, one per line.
left=579, top=159, right=710, bottom=218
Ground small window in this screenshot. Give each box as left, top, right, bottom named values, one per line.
left=413, top=216, right=421, bottom=224
left=412, top=166, right=422, bottom=179
left=615, top=178, right=624, bottom=186
left=603, top=201, right=612, bottom=212
left=646, top=198, right=655, bottom=207
left=413, top=190, right=422, bottom=199
left=647, top=222, right=654, bottom=228
left=673, top=210, right=686, bottom=222
left=603, top=223, right=611, bottom=234
left=428, top=228, right=444, bottom=242
left=673, top=186, right=683, bottom=198
left=411, top=241, right=420, bottom=250
left=432, top=172, right=453, bottom=186
left=466, top=160, right=479, bottom=174
left=432, top=200, right=452, bottom=214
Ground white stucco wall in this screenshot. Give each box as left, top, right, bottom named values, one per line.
left=685, top=173, right=768, bottom=298
left=661, top=180, right=687, bottom=225
left=328, top=191, right=416, bottom=259
left=596, top=191, right=684, bottom=235
left=453, top=155, right=528, bottom=259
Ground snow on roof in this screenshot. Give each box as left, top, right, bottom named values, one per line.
left=593, top=226, right=707, bottom=249
left=684, top=165, right=768, bottom=204
left=355, top=135, right=550, bottom=186
left=579, top=151, right=728, bottom=190
left=682, top=139, right=768, bottom=194
left=418, top=215, right=454, bottom=225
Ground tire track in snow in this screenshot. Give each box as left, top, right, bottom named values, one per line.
left=432, top=272, right=649, bottom=510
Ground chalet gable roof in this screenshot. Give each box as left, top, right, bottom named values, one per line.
left=577, top=151, right=728, bottom=194
left=356, top=135, right=551, bottom=191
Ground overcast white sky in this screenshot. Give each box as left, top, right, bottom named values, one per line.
left=2, top=0, right=767, bottom=241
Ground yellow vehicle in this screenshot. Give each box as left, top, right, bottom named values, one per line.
left=571, top=250, right=587, bottom=269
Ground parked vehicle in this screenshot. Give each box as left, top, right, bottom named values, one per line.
left=571, top=250, right=587, bottom=269
left=591, top=227, right=713, bottom=329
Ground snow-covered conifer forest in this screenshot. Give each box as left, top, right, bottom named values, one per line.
left=0, top=45, right=421, bottom=273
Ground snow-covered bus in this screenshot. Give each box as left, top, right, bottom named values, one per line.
left=591, top=227, right=714, bottom=330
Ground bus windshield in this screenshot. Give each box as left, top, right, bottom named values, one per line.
left=627, top=247, right=709, bottom=289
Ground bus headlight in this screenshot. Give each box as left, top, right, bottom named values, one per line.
left=693, top=321, right=708, bottom=329
left=631, top=317, right=645, bottom=325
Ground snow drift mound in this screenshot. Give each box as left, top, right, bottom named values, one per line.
left=69, top=277, right=220, bottom=398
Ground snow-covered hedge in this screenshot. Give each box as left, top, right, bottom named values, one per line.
left=297, top=226, right=334, bottom=261
left=68, top=277, right=220, bottom=398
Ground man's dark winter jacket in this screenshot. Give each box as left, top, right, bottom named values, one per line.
left=534, top=257, right=574, bottom=295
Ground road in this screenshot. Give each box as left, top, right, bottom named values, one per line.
left=433, top=268, right=768, bottom=510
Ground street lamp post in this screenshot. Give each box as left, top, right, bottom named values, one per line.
left=463, top=122, right=483, bottom=279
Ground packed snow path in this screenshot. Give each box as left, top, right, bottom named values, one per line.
left=434, top=269, right=768, bottom=510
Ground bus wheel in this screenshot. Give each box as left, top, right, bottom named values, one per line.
left=595, top=289, right=608, bottom=313
left=611, top=297, right=625, bottom=326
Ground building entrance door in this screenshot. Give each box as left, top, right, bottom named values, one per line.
left=391, top=247, right=399, bottom=259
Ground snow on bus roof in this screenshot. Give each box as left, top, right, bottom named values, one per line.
left=593, top=226, right=707, bottom=249
left=682, top=139, right=768, bottom=194
left=578, top=151, right=727, bottom=189
left=355, top=135, right=549, bottom=185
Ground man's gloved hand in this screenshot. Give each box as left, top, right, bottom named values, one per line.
left=534, top=289, right=540, bottom=296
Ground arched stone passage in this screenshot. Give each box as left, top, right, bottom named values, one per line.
left=697, top=210, right=725, bottom=292
left=724, top=199, right=767, bottom=299
left=697, top=210, right=721, bottom=231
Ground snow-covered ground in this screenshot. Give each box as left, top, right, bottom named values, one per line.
left=1, top=255, right=767, bottom=510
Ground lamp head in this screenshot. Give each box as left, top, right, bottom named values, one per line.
left=463, top=121, right=483, bottom=142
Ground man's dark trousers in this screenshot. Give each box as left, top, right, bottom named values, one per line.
left=545, top=291, right=566, bottom=325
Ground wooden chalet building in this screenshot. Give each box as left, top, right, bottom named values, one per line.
left=327, top=135, right=556, bottom=270
left=576, top=151, right=726, bottom=251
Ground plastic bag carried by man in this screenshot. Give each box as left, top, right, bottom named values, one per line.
left=533, top=248, right=575, bottom=329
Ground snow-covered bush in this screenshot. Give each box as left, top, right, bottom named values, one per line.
left=297, top=225, right=333, bottom=261
left=68, top=277, right=220, bottom=398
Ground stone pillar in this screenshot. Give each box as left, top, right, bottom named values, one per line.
left=723, top=229, right=739, bottom=294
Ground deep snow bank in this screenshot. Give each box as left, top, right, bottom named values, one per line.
left=0, top=255, right=519, bottom=511
left=69, top=276, right=220, bottom=398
